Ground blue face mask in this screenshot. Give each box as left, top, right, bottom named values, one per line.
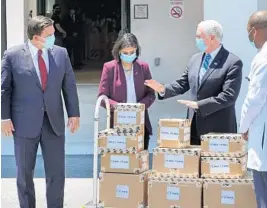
left=196, top=38, right=207, bottom=52
left=248, top=28, right=257, bottom=49
left=120, top=53, right=137, bottom=63
left=44, top=34, right=55, bottom=49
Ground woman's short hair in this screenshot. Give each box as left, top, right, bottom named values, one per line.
left=112, top=33, right=141, bottom=61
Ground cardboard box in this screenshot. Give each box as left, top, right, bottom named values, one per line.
left=201, top=155, right=247, bottom=179
left=157, top=119, right=191, bottom=148
left=114, top=103, right=145, bottom=133
left=203, top=178, right=257, bottom=208
left=148, top=173, right=202, bottom=208
left=152, top=147, right=200, bottom=177
left=99, top=171, right=149, bottom=208
left=98, top=128, right=144, bottom=152
left=100, top=149, right=149, bottom=174
left=201, top=133, right=247, bottom=157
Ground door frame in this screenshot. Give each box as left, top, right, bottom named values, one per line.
left=121, top=0, right=131, bottom=33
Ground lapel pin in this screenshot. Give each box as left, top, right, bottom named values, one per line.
left=214, top=62, right=218, bottom=66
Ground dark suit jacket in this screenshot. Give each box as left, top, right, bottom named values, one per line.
left=159, top=46, right=243, bottom=138
left=62, top=15, right=79, bottom=37
left=98, top=59, right=156, bottom=135
left=1, top=43, right=80, bottom=138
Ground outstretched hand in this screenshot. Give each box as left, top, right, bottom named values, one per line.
left=144, top=80, right=165, bottom=93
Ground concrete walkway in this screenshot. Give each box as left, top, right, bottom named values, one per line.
left=1, top=178, right=94, bottom=208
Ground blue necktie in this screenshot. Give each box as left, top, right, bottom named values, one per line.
left=199, top=54, right=211, bottom=84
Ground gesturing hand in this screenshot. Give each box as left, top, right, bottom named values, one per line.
left=177, top=100, right=199, bottom=109
left=144, top=79, right=165, bottom=93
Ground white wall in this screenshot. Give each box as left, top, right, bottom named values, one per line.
left=6, top=0, right=26, bottom=48
left=204, top=0, right=258, bottom=124
left=131, top=0, right=204, bottom=84
left=258, top=0, right=267, bottom=10
left=6, top=0, right=37, bottom=49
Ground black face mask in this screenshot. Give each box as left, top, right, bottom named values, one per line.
left=55, top=9, right=61, bottom=14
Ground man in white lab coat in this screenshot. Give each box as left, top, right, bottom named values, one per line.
left=240, top=10, right=267, bottom=208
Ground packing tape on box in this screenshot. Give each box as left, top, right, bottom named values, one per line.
left=153, top=147, right=200, bottom=156
left=98, top=128, right=141, bottom=137
left=98, top=171, right=149, bottom=183
left=201, top=173, right=246, bottom=179
left=99, top=148, right=147, bottom=154
left=158, top=118, right=191, bottom=127
left=114, top=125, right=141, bottom=134
left=114, top=103, right=145, bottom=111
left=201, top=152, right=247, bottom=157
left=200, top=133, right=243, bottom=141
left=203, top=178, right=254, bottom=184
left=150, top=171, right=199, bottom=179
left=98, top=147, right=139, bottom=154
left=201, top=156, right=246, bottom=163
left=149, top=172, right=202, bottom=183
left=203, top=178, right=254, bottom=189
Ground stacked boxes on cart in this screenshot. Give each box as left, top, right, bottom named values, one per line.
left=98, top=103, right=149, bottom=208
left=201, top=133, right=257, bottom=207
left=148, top=119, right=203, bottom=208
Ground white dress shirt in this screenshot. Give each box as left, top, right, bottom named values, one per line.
left=123, top=66, right=137, bottom=103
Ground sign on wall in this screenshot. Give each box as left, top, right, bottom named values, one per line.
left=169, top=0, right=184, bottom=19
left=134, top=4, right=149, bottom=19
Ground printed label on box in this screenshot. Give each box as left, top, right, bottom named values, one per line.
left=160, top=127, right=179, bottom=140
left=165, top=154, right=184, bottom=169
left=116, top=185, right=129, bottom=199
left=210, top=160, right=230, bottom=174
left=107, top=136, right=127, bottom=149
left=184, top=127, right=190, bottom=141
left=117, top=111, right=137, bottom=124
left=167, top=186, right=180, bottom=201
left=221, top=190, right=235, bottom=205
left=110, top=155, right=129, bottom=169
left=209, top=139, right=229, bottom=152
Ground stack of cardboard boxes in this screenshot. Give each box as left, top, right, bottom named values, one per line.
left=148, top=119, right=203, bottom=208
left=200, top=133, right=257, bottom=208
left=98, top=103, right=149, bottom=208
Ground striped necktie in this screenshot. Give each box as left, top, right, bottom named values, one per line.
left=199, top=53, right=211, bottom=84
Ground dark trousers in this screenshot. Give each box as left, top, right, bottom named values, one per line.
left=253, top=170, right=267, bottom=208
left=14, top=113, right=65, bottom=208
left=190, top=115, right=200, bottom=145
left=144, top=127, right=150, bottom=150
left=64, top=36, right=80, bottom=66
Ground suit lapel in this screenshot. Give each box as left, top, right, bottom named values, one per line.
left=196, top=53, right=205, bottom=90
left=133, top=62, right=141, bottom=100
left=46, top=48, right=55, bottom=89
left=198, top=47, right=224, bottom=91
left=23, top=43, right=42, bottom=90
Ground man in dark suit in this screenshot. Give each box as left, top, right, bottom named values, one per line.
left=145, top=20, right=243, bottom=145
left=62, top=7, right=82, bottom=69
left=1, top=16, right=80, bottom=208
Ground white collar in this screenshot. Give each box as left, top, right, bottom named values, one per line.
left=207, top=44, right=222, bottom=59
left=28, top=40, right=47, bottom=56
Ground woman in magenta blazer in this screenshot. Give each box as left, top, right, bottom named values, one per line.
left=98, top=33, right=156, bottom=150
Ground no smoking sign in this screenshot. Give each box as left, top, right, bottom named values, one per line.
left=171, top=6, right=183, bottom=18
